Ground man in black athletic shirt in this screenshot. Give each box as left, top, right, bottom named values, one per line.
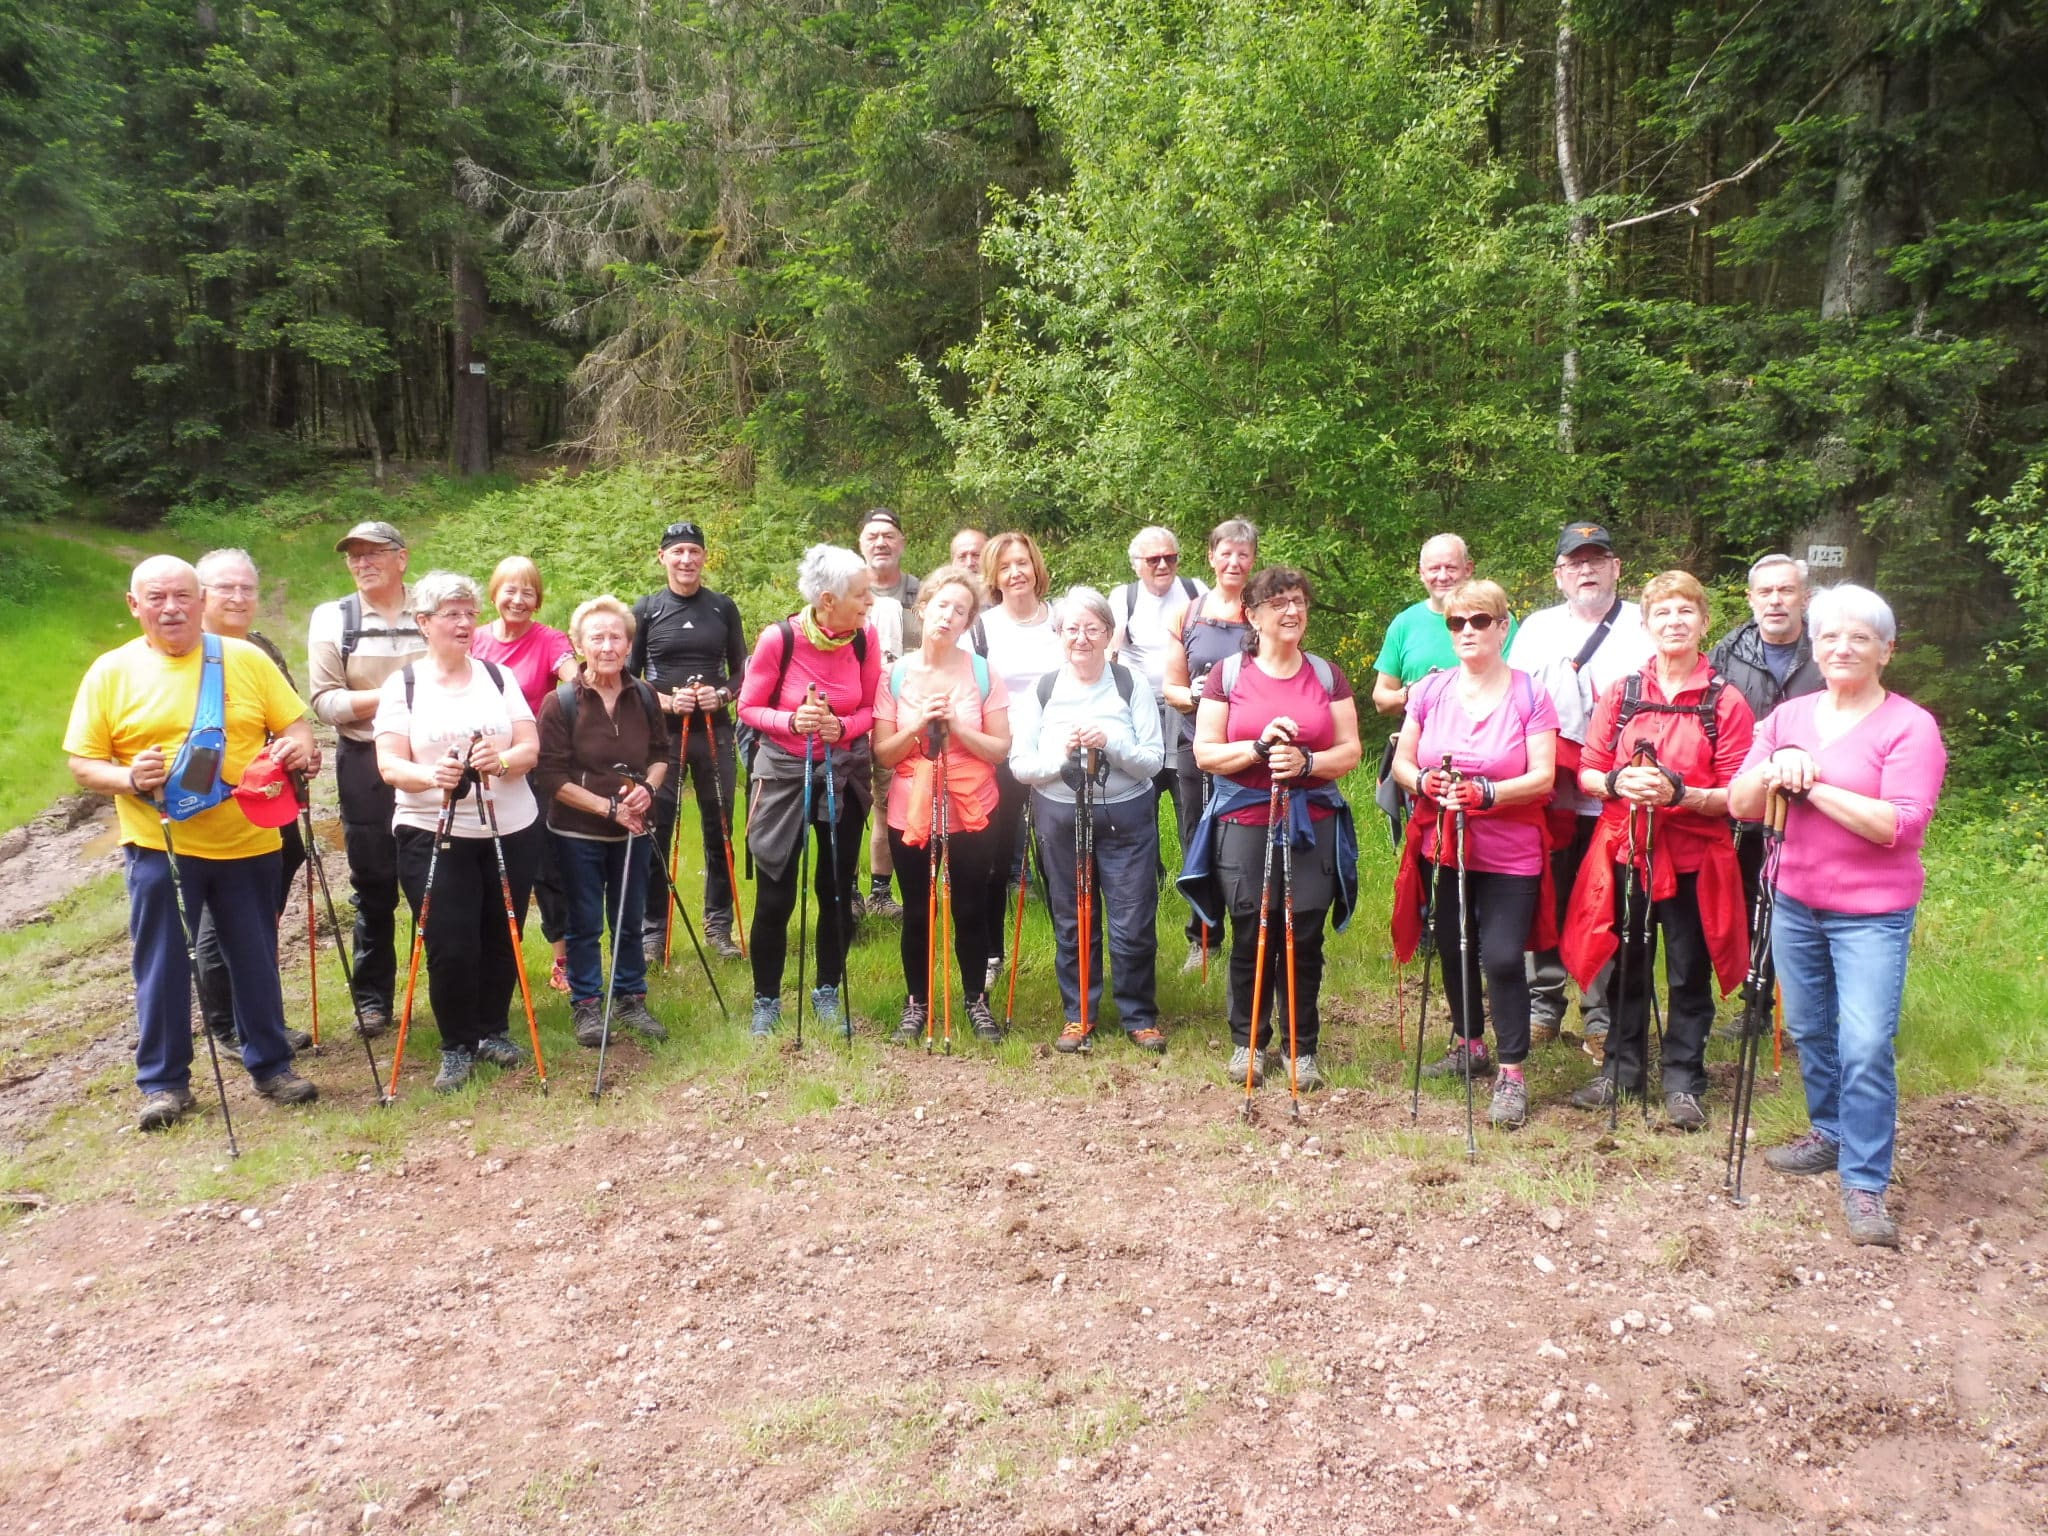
left=631, top=521, right=750, bottom=958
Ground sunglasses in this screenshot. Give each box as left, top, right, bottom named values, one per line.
left=1141, top=553, right=1179, bottom=568
left=1445, top=613, right=1500, bottom=633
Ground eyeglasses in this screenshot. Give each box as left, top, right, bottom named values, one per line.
left=1062, top=624, right=1109, bottom=641
left=1445, top=613, right=1500, bottom=633
left=206, top=583, right=257, bottom=597
left=1140, top=553, right=1179, bottom=568
left=1260, top=595, right=1309, bottom=612
left=1555, top=553, right=1616, bottom=571
left=344, top=548, right=397, bottom=564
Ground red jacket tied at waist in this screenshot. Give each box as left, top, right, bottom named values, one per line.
left=1559, top=809, right=1747, bottom=996
left=1391, top=797, right=1559, bottom=965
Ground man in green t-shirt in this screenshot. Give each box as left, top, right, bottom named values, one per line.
left=1370, top=533, right=1474, bottom=715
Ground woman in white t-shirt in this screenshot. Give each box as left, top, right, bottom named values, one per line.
left=374, top=571, right=543, bottom=1094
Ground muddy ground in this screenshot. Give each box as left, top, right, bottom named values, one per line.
left=0, top=805, right=2044, bottom=1536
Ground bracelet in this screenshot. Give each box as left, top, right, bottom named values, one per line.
left=1660, top=768, right=1687, bottom=807
left=1603, top=766, right=1623, bottom=800
left=1252, top=738, right=1273, bottom=762
left=1473, top=774, right=1497, bottom=810
left=606, top=792, right=621, bottom=822
left=1300, top=748, right=1316, bottom=780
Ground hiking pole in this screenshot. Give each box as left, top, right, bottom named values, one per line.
left=473, top=738, right=548, bottom=1094
left=1198, top=766, right=1214, bottom=984
left=1409, top=766, right=1451, bottom=1122
left=300, top=832, right=321, bottom=1053
left=296, top=782, right=388, bottom=1103
left=1633, top=739, right=1668, bottom=1129
left=1074, top=748, right=1095, bottom=1047
left=1723, top=789, right=1787, bottom=1205
left=592, top=816, right=637, bottom=1102
left=692, top=677, right=750, bottom=958
left=925, top=721, right=957, bottom=1054
left=1448, top=763, right=1478, bottom=1160
left=794, top=687, right=818, bottom=1051
left=388, top=756, right=462, bottom=1101
left=819, top=732, right=851, bottom=1044
left=1278, top=785, right=1302, bottom=1124
left=645, top=850, right=729, bottom=1020
left=1241, top=777, right=1284, bottom=1124
left=155, top=806, right=240, bottom=1158
left=1003, top=794, right=1034, bottom=1031
left=663, top=704, right=692, bottom=968
left=1607, top=777, right=1648, bottom=1135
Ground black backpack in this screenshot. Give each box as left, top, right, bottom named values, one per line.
left=553, top=675, right=665, bottom=741
left=1609, top=672, right=1727, bottom=749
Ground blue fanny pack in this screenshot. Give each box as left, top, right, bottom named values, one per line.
left=161, top=634, right=233, bottom=822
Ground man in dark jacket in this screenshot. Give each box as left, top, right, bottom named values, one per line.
left=1709, top=553, right=1824, bottom=908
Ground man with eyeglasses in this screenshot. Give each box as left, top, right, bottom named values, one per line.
left=1370, top=534, right=1512, bottom=716
left=1108, top=526, right=1207, bottom=839
left=1506, top=521, right=1653, bottom=1054
left=307, top=520, right=427, bottom=1037
left=630, top=520, right=751, bottom=958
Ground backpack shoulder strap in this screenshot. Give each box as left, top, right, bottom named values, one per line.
left=889, top=657, right=908, bottom=700
left=555, top=679, right=580, bottom=739
left=853, top=628, right=868, bottom=665
left=401, top=661, right=414, bottom=713
left=970, top=615, right=988, bottom=655
left=339, top=593, right=362, bottom=660
left=1119, top=583, right=1137, bottom=625
left=479, top=658, right=506, bottom=694
left=1305, top=653, right=1335, bottom=696
left=1036, top=670, right=1056, bottom=708
left=971, top=652, right=990, bottom=698
left=1220, top=652, right=1242, bottom=698
left=1700, top=677, right=1724, bottom=745
left=770, top=617, right=798, bottom=706
left=1180, top=575, right=1199, bottom=602
left=1111, top=662, right=1135, bottom=704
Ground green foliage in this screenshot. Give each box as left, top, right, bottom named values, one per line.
left=0, top=415, right=65, bottom=519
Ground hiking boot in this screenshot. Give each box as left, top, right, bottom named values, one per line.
left=1421, top=1038, right=1495, bottom=1079
left=969, top=995, right=1004, bottom=1043
left=1842, top=1189, right=1900, bottom=1248
left=810, top=985, right=845, bottom=1036
left=617, top=995, right=668, bottom=1042
left=1664, top=1091, right=1708, bottom=1133
left=1126, top=1026, right=1168, bottom=1055
left=1181, top=942, right=1206, bottom=975
left=1055, top=1020, right=1093, bottom=1054
left=865, top=888, right=904, bottom=922
left=572, top=997, right=606, bottom=1048
left=137, top=1086, right=197, bottom=1132
left=1280, top=1052, right=1324, bottom=1091
left=750, top=995, right=781, bottom=1038
left=1528, top=1013, right=1562, bottom=1048
left=705, top=910, right=744, bottom=961
left=355, top=1005, right=391, bottom=1040
left=1489, top=1073, right=1530, bottom=1129
left=283, top=1026, right=314, bottom=1052
left=432, top=1048, right=474, bottom=1094
left=1570, top=1074, right=1636, bottom=1112
left=548, top=956, right=570, bottom=993
left=892, top=998, right=927, bottom=1046
left=207, top=1023, right=239, bottom=1048
left=1226, top=1045, right=1265, bottom=1088
left=1580, top=1033, right=1606, bottom=1066
left=254, top=1068, right=318, bottom=1105
left=1764, top=1130, right=1841, bottom=1176
left=473, top=1034, right=525, bottom=1068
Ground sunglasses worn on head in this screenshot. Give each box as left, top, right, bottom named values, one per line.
left=1445, top=613, right=1499, bottom=633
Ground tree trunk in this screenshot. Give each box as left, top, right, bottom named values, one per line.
left=1554, top=0, right=1590, bottom=454
left=448, top=7, right=491, bottom=475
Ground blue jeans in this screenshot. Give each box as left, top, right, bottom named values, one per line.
left=1770, top=892, right=1917, bottom=1193
left=553, top=832, right=651, bottom=1005
left=125, top=845, right=291, bottom=1092
left=1032, top=791, right=1161, bottom=1032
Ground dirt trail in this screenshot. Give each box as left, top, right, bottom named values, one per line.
left=1, top=1064, right=2042, bottom=1535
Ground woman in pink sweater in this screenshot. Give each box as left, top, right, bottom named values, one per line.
left=1730, top=584, right=1947, bottom=1250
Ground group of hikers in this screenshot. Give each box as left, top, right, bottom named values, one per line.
left=63, top=509, right=1946, bottom=1248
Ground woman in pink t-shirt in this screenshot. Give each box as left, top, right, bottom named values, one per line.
left=874, top=565, right=1012, bottom=1046
left=472, top=556, right=578, bottom=988
left=1729, top=584, right=1946, bottom=1250
left=1389, top=579, right=1559, bottom=1129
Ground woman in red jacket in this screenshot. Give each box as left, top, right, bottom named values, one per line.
left=1562, top=571, right=1753, bottom=1131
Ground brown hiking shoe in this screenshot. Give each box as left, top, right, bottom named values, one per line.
left=138, top=1087, right=197, bottom=1131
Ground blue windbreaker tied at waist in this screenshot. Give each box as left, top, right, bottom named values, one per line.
left=1176, top=778, right=1359, bottom=934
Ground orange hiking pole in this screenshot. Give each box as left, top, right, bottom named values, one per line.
left=1241, top=778, right=1283, bottom=1121
left=1075, top=749, right=1096, bottom=1043
left=664, top=707, right=691, bottom=967
left=1278, top=785, right=1301, bottom=1122
left=478, top=765, right=547, bottom=1094
left=388, top=775, right=459, bottom=1100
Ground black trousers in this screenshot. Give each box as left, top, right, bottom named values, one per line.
left=648, top=714, right=738, bottom=931
left=1429, top=867, right=1542, bottom=1065
left=1604, top=868, right=1715, bottom=1097
left=749, top=805, right=864, bottom=1000
left=1217, top=818, right=1336, bottom=1055
left=336, top=738, right=400, bottom=1013
left=1175, top=754, right=1217, bottom=947
left=980, top=763, right=1029, bottom=969
left=195, top=818, right=306, bottom=1038
left=394, top=821, right=540, bottom=1053
left=890, top=824, right=997, bottom=1007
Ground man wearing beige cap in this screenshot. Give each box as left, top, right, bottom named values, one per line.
left=307, top=520, right=426, bottom=1036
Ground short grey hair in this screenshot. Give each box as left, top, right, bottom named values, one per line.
left=569, top=594, right=635, bottom=647
left=130, top=554, right=198, bottom=596
left=1060, top=584, right=1114, bottom=635
left=1209, top=518, right=1258, bottom=553
left=798, top=544, right=867, bottom=605
left=410, top=570, right=482, bottom=619
left=1127, top=525, right=1180, bottom=559
left=196, top=548, right=258, bottom=587
left=1806, top=583, right=1896, bottom=646
left=1420, top=533, right=1471, bottom=566
left=1747, top=553, right=1809, bottom=587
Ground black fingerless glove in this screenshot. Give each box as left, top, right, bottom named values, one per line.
left=1660, top=768, right=1687, bottom=807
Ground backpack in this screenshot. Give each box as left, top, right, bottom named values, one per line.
left=339, top=592, right=424, bottom=663
left=767, top=616, right=869, bottom=706
left=553, top=675, right=664, bottom=743
left=1116, top=577, right=1200, bottom=627
left=1218, top=650, right=1337, bottom=700
left=890, top=651, right=992, bottom=705
left=1036, top=663, right=1136, bottom=709
left=162, top=634, right=233, bottom=822
left=401, top=657, right=508, bottom=711
left=1609, top=672, right=1727, bottom=751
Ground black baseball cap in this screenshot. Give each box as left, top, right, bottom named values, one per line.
left=1555, top=522, right=1616, bottom=559
left=660, top=521, right=707, bottom=551
left=860, top=508, right=902, bottom=533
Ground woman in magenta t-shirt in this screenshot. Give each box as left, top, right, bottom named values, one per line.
left=473, top=556, right=579, bottom=989
left=1729, top=583, right=1946, bottom=1250
left=1389, top=579, right=1558, bottom=1129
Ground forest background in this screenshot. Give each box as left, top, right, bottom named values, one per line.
left=2, top=0, right=2046, bottom=809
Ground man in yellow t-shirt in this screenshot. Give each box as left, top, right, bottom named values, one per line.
left=64, top=555, right=320, bottom=1132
